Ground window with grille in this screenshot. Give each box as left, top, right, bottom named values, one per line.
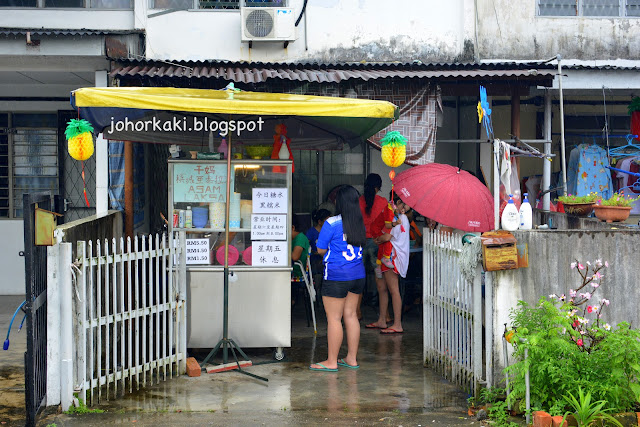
left=0, top=113, right=60, bottom=219
left=539, top=0, right=640, bottom=16
left=149, top=0, right=287, bottom=12
left=0, top=115, right=8, bottom=218
left=291, top=144, right=365, bottom=215
left=0, top=0, right=132, bottom=8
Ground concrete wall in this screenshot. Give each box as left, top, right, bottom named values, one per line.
left=476, top=0, right=640, bottom=60
left=0, top=221, right=27, bottom=295
left=0, top=10, right=135, bottom=31
left=490, top=229, right=640, bottom=385
left=145, top=0, right=470, bottom=62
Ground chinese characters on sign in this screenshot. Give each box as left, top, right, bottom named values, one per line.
left=252, top=188, right=288, bottom=214
left=251, top=214, right=286, bottom=240
left=246, top=188, right=289, bottom=266
left=185, top=238, right=210, bottom=265
left=173, top=163, right=235, bottom=203
left=253, top=241, right=287, bottom=267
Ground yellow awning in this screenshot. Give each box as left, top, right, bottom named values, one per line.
left=72, top=87, right=397, bottom=119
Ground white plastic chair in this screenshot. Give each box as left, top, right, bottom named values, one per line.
left=293, top=249, right=317, bottom=334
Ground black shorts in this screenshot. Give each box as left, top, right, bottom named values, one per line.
left=321, top=278, right=366, bottom=299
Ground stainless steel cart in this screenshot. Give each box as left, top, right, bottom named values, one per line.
left=168, top=159, right=292, bottom=354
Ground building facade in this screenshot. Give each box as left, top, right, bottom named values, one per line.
left=1, top=0, right=639, bottom=293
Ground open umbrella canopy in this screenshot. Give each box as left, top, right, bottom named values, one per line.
left=394, top=163, right=494, bottom=233
left=71, top=87, right=398, bottom=148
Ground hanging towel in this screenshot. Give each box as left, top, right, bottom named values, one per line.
left=499, top=140, right=512, bottom=195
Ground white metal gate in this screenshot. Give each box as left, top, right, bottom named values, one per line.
left=423, top=229, right=492, bottom=394
left=74, top=233, right=186, bottom=405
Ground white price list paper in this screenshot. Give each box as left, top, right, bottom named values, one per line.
left=186, top=238, right=210, bottom=265
left=251, top=214, right=287, bottom=240
left=252, top=241, right=287, bottom=267
left=252, top=188, right=288, bottom=214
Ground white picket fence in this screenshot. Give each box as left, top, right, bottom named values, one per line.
left=423, top=229, right=492, bottom=395
left=74, top=233, right=186, bottom=405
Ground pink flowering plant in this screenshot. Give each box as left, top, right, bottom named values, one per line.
left=505, top=259, right=640, bottom=415
left=596, top=192, right=640, bottom=207
left=556, top=193, right=599, bottom=204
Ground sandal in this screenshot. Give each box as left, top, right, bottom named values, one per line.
left=365, top=322, right=387, bottom=329
left=309, top=363, right=338, bottom=372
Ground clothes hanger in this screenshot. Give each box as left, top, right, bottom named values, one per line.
left=608, top=134, right=640, bottom=157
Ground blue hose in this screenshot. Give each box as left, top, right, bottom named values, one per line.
left=4, top=300, right=26, bottom=351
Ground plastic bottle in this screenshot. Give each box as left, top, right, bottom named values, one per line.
left=218, top=138, right=227, bottom=159
left=519, top=193, right=533, bottom=230
left=501, top=194, right=520, bottom=231
left=185, top=206, right=193, bottom=228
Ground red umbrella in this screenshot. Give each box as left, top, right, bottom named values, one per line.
left=394, top=163, right=494, bottom=232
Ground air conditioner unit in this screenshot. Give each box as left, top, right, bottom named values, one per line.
left=240, top=6, right=297, bottom=42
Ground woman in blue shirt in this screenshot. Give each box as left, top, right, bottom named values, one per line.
left=310, top=186, right=366, bottom=372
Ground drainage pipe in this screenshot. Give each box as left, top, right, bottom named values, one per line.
left=557, top=55, right=568, bottom=197
left=543, top=90, right=552, bottom=211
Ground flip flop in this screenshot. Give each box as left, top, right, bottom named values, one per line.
left=365, top=323, right=387, bottom=329
left=337, top=358, right=360, bottom=370
left=380, top=328, right=404, bottom=335
left=309, top=363, right=338, bottom=372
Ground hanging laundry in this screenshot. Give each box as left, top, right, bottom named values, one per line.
left=566, top=144, right=613, bottom=199
left=499, top=140, right=512, bottom=195
left=497, top=140, right=521, bottom=216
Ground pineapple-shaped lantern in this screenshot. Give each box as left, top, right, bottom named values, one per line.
left=65, top=118, right=94, bottom=207
left=380, top=131, right=407, bottom=190
left=65, top=119, right=94, bottom=161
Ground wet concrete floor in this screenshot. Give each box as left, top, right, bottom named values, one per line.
left=2, top=294, right=499, bottom=426
left=0, top=295, right=28, bottom=425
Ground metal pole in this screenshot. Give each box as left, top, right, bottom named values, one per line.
left=543, top=90, right=552, bottom=211
left=525, top=347, right=531, bottom=425
left=124, top=140, right=134, bottom=238
left=502, top=325, right=511, bottom=411
left=223, top=132, right=232, bottom=364
left=557, top=55, right=568, bottom=196
left=493, top=139, right=500, bottom=230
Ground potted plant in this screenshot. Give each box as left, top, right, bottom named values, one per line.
left=594, top=192, right=640, bottom=223
left=560, top=387, right=623, bottom=427
left=556, top=193, right=598, bottom=217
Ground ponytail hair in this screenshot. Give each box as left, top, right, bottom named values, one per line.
left=335, top=185, right=366, bottom=247
left=363, top=173, right=382, bottom=215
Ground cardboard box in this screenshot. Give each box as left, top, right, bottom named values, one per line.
left=481, top=231, right=518, bottom=271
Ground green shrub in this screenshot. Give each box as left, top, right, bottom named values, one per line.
left=505, top=260, right=640, bottom=414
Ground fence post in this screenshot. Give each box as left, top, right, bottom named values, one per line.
left=472, top=263, right=483, bottom=395
left=76, top=241, right=87, bottom=406
left=59, top=242, right=73, bottom=411
left=484, top=271, right=494, bottom=388
left=178, top=231, right=187, bottom=374
left=46, top=244, right=60, bottom=406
